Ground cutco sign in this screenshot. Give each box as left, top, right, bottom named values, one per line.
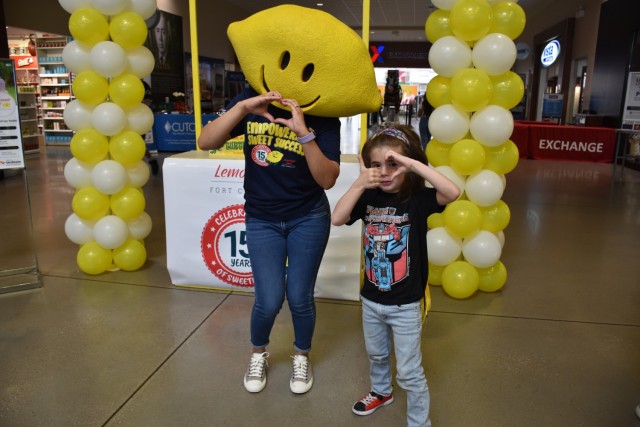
left=541, top=40, right=561, bottom=67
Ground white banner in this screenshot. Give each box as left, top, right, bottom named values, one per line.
left=0, top=59, right=25, bottom=170
left=163, top=152, right=362, bottom=301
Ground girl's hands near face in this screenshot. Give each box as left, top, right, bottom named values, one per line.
left=385, top=150, right=413, bottom=180
left=356, top=155, right=381, bottom=189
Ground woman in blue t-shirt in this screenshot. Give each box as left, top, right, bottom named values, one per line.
left=198, top=88, right=340, bottom=395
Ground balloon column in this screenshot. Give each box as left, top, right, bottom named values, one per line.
left=59, top=0, right=157, bottom=274
left=424, top=0, right=525, bottom=298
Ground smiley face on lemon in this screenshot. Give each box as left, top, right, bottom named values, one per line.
left=227, top=5, right=382, bottom=117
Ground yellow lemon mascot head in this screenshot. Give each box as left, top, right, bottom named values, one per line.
left=227, top=5, right=382, bottom=117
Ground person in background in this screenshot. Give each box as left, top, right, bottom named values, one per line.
left=331, top=125, right=460, bottom=427
left=418, top=96, right=435, bottom=152
left=197, top=87, right=340, bottom=395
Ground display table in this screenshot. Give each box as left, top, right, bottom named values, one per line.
left=153, top=114, right=218, bottom=151
left=511, top=121, right=615, bottom=163
left=527, top=124, right=615, bottom=162
left=511, top=123, right=529, bottom=158
left=163, top=151, right=362, bottom=301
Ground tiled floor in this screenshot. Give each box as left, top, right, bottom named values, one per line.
left=1, top=117, right=640, bottom=426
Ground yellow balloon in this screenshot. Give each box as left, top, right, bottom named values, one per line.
left=441, top=260, right=479, bottom=299
left=490, top=1, right=526, bottom=40
left=450, top=0, right=493, bottom=42
left=477, top=260, right=507, bottom=292
left=425, top=9, right=453, bottom=43
left=443, top=199, right=482, bottom=238
left=113, top=239, right=147, bottom=271
left=426, top=75, right=451, bottom=108
left=72, top=70, right=109, bottom=106
left=425, top=139, right=452, bottom=166
left=77, top=241, right=113, bottom=275
left=427, top=212, right=445, bottom=229
left=68, top=8, right=109, bottom=46
left=70, top=129, right=109, bottom=164
left=428, top=263, right=445, bottom=286
left=450, top=68, right=493, bottom=113
left=109, top=73, right=145, bottom=109
left=449, top=138, right=486, bottom=175
left=110, top=12, right=148, bottom=49
left=111, top=186, right=145, bottom=220
left=72, top=186, right=110, bottom=221
left=489, top=71, right=524, bottom=109
left=109, top=130, right=146, bottom=166
left=479, top=200, right=511, bottom=232
left=484, top=140, right=519, bottom=174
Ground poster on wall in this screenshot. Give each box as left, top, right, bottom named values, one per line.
left=621, top=71, right=640, bottom=129
left=184, top=53, right=225, bottom=114
left=145, top=9, right=185, bottom=107
left=0, top=59, right=25, bottom=170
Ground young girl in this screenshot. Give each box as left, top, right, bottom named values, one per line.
left=331, top=125, right=460, bottom=426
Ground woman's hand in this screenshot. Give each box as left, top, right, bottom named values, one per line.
left=274, top=98, right=309, bottom=137
left=242, top=91, right=283, bottom=122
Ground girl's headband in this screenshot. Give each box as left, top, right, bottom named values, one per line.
left=373, top=127, right=410, bottom=145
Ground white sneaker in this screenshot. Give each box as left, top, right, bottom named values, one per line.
left=290, top=354, right=313, bottom=394
left=244, top=352, right=269, bottom=393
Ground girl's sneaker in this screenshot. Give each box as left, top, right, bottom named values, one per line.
left=352, top=391, right=394, bottom=416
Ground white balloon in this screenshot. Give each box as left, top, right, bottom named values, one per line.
left=65, top=213, right=95, bottom=245
left=127, top=0, right=157, bottom=19
left=90, top=41, right=127, bottom=78
left=127, top=211, right=152, bottom=239
left=431, top=0, right=460, bottom=10
left=92, top=102, right=127, bottom=136
left=62, top=41, right=92, bottom=74
left=472, top=33, right=517, bottom=76
left=428, top=36, right=472, bottom=78
left=126, top=46, right=155, bottom=78
left=126, top=160, right=151, bottom=187
left=430, top=165, right=465, bottom=194
left=495, top=230, right=505, bottom=248
left=427, top=227, right=462, bottom=266
left=462, top=230, right=502, bottom=268
left=91, top=0, right=128, bottom=16
left=465, top=169, right=505, bottom=206
left=58, top=0, right=91, bottom=13
left=469, top=105, right=514, bottom=147
left=91, top=160, right=128, bottom=194
left=94, top=215, right=129, bottom=249
left=428, top=104, right=470, bottom=143
left=64, top=157, right=94, bottom=188
left=63, top=100, right=94, bottom=132
left=126, top=103, right=154, bottom=134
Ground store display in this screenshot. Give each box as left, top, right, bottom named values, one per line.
left=37, top=36, right=74, bottom=144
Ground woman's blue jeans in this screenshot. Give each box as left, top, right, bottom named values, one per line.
left=361, top=297, right=431, bottom=427
left=245, top=196, right=331, bottom=353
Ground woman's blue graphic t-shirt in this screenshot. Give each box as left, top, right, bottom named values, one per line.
left=227, top=88, right=341, bottom=220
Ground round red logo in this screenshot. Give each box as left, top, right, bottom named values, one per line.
left=201, top=204, right=254, bottom=288
left=251, top=144, right=271, bottom=167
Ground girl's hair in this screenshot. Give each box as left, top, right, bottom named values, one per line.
left=361, top=124, right=427, bottom=203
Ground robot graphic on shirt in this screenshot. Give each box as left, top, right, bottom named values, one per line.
left=364, top=221, right=409, bottom=291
